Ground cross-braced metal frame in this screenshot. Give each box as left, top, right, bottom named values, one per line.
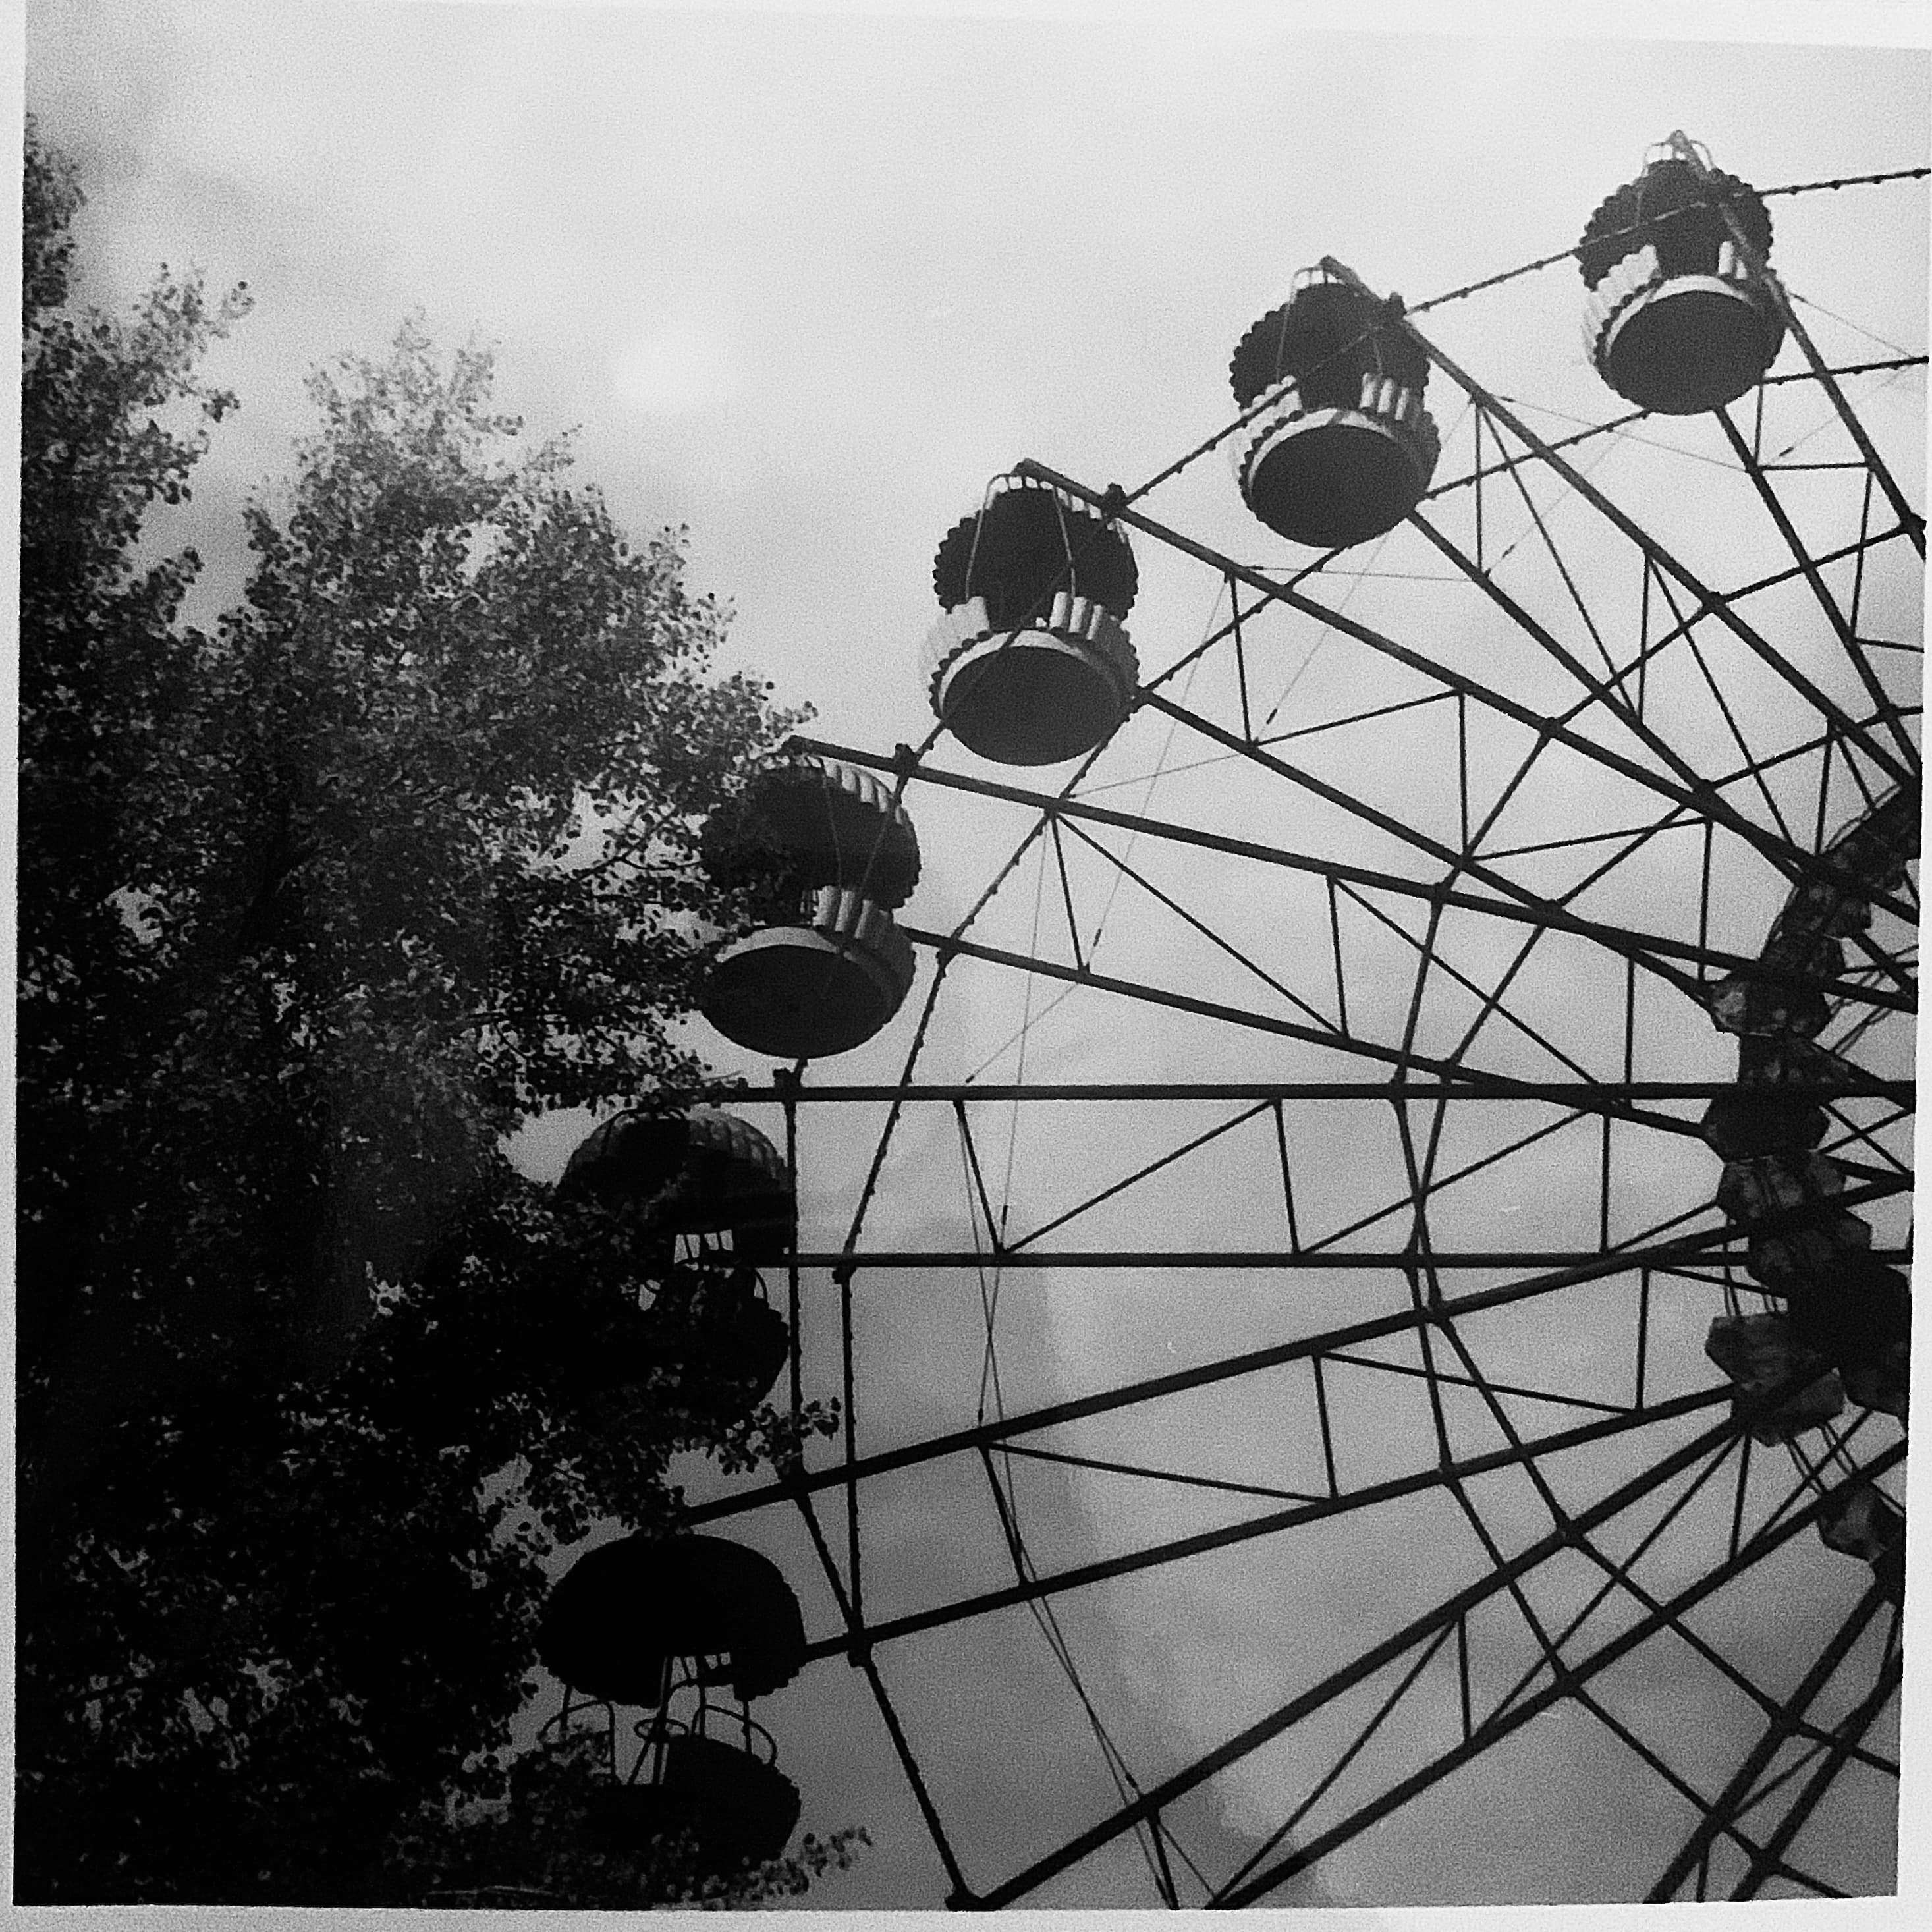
left=684, top=165, right=1921, bottom=1906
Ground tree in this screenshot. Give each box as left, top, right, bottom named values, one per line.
left=15, top=121, right=854, bottom=1904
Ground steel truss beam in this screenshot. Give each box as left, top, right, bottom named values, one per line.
left=1016, top=462, right=1918, bottom=927
left=1686, top=144, right=1926, bottom=563
left=780, top=1244, right=1910, bottom=1271
left=790, top=736, right=1913, bottom=1014
left=1647, top=1578, right=1894, bottom=1900
left=692, top=1079, right=1914, bottom=1105
left=1321, top=256, right=1916, bottom=790
left=1710, top=406, right=1920, bottom=775
left=795, top=1385, right=1736, bottom=1670
left=886, top=925, right=1922, bottom=1140
left=1147, top=688, right=1916, bottom=1014
left=682, top=1180, right=1908, bottom=1539
left=1731, top=1647, right=1904, bottom=1900
left=959, top=1435, right=1906, bottom=1909
left=897, top=921, right=1697, bottom=1125
left=1405, top=503, right=1877, bottom=867
left=1418, top=355, right=1927, bottom=511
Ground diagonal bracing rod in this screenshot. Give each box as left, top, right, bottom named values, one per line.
left=891, top=926, right=1923, bottom=1144
left=898, top=923, right=1704, bottom=1132
left=680, top=1180, right=1910, bottom=1537
left=1207, top=1437, right=1908, bottom=1908
left=1731, top=1645, right=1905, bottom=1900
left=1709, top=406, right=1919, bottom=774
left=793, top=735, right=1913, bottom=1013
left=1319, top=255, right=1916, bottom=790
left=1678, top=134, right=1926, bottom=563
left=1647, top=1576, right=1894, bottom=1900
left=1015, top=459, right=1918, bottom=927
left=800, top=1386, right=1732, bottom=1666
left=1142, top=688, right=1917, bottom=1012
left=970, top=1428, right=1902, bottom=1909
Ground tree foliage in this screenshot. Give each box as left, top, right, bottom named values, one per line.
left=16, top=121, right=850, bottom=1905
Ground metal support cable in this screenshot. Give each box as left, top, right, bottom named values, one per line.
left=787, top=1486, right=980, bottom=1903
left=1647, top=1578, right=1894, bottom=1900
left=798, top=734, right=1905, bottom=1005
left=1012, top=464, right=1919, bottom=927
left=1107, top=171, right=1926, bottom=511
left=1202, top=1439, right=1906, bottom=1910
left=1320, top=257, right=1916, bottom=790
left=1731, top=1642, right=1904, bottom=1900
left=1711, top=406, right=1920, bottom=774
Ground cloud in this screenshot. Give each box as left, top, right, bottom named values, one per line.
left=609, top=315, right=737, bottom=416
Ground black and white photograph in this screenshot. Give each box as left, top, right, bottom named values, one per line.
left=13, top=0, right=1929, bottom=1914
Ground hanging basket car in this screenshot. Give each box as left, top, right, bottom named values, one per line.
left=700, top=884, right=915, bottom=1060
left=702, top=752, right=922, bottom=912
left=587, top=1731, right=804, bottom=1870
left=557, top=1107, right=796, bottom=1265
left=1786, top=1259, right=1911, bottom=1420
left=538, top=1532, right=808, bottom=1710
left=1578, top=134, right=1785, bottom=414
left=1816, top=1481, right=1906, bottom=1605
left=1700, top=788, right=1914, bottom=1301
left=1714, top=1150, right=1846, bottom=1226
left=1228, top=267, right=1440, bottom=551
left=924, top=474, right=1140, bottom=765
left=1746, top=1213, right=1875, bottom=1297
left=625, top=1264, right=791, bottom=1421
left=1698, top=1086, right=1829, bottom=1161
left=698, top=754, right=922, bottom=1058
left=1703, top=1312, right=1845, bottom=1445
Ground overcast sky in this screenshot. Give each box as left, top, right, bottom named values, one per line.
left=19, top=0, right=1932, bottom=1922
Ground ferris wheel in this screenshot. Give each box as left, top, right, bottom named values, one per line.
left=546, top=134, right=1921, bottom=1907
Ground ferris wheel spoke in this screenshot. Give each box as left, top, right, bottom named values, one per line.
left=896, top=925, right=1707, bottom=1122
left=1642, top=563, right=1814, bottom=846
left=802, top=1389, right=1738, bottom=1669
left=1406, top=476, right=1825, bottom=835
left=1555, top=1497, right=1892, bottom=1776
left=1646, top=1578, right=1897, bottom=1900
left=1723, top=221, right=1926, bottom=561
left=1136, top=688, right=1721, bottom=1000
left=777, top=1161, right=1908, bottom=1285
left=1420, top=355, right=1926, bottom=516
left=1032, top=458, right=1911, bottom=903
left=686, top=1223, right=1789, bottom=1539
left=783, top=1164, right=1908, bottom=1275
left=1139, top=684, right=1911, bottom=997
left=1353, top=267, right=1918, bottom=790
left=1391, top=1262, right=1599, bottom=1725
left=1556, top=556, right=1920, bottom=869
left=971, top=1421, right=1904, bottom=1910
left=1477, top=1417, right=1850, bottom=1736
left=1408, top=504, right=1639, bottom=728
left=1214, top=1593, right=1782, bottom=1911
left=1206, top=1435, right=1904, bottom=1909
left=1349, top=886, right=1610, bottom=1087
left=1709, top=407, right=1921, bottom=774
left=1726, top=1643, right=1904, bottom=1901
left=803, top=738, right=1909, bottom=1012
left=895, top=925, right=1919, bottom=1126
left=786, top=1486, right=980, bottom=1904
